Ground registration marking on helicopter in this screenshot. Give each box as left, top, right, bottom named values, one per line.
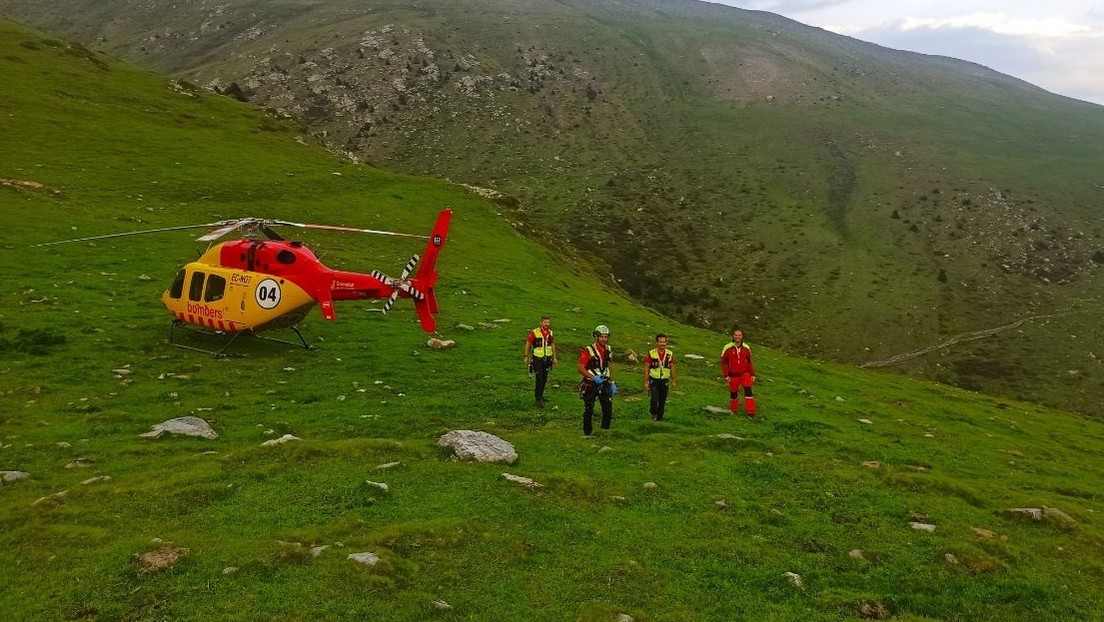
left=231, top=273, right=253, bottom=285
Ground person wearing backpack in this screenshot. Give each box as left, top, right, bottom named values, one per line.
left=578, top=325, right=614, bottom=436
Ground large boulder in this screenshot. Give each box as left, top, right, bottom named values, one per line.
left=437, top=430, right=517, bottom=465
left=1, top=470, right=31, bottom=484
left=139, top=416, right=217, bottom=439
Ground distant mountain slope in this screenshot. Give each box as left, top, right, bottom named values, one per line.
left=2, top=0, right=1104, bottom=414
left=4, top=21, right=1104, bottom=622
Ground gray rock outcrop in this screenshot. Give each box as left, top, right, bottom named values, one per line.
left=139, top=416, right=218, bottom=439
left=437, top=430, right=517, bottom=465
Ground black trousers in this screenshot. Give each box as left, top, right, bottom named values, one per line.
left=582, top=382, right=612, bottom=435
left=532, top=357, right=553, bottom=401
left=649, top=378, right=669, bottom=420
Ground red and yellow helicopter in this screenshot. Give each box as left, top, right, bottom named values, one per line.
left=37, top=209, right=452, bottom=354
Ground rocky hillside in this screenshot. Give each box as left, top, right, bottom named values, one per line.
left=2, top=0, right=1104, bottom=414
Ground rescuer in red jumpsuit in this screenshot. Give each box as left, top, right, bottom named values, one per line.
left=720, top=328, right=756, bottom=417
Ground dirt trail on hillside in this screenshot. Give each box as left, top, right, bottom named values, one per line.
left=861, top=307, right=1101, bottom=368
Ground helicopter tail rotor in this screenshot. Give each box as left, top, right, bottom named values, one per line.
left=371, top=253, right=427, bottom=315
left=364, top=210, right=451, bottom=332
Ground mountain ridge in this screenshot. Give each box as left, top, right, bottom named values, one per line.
left=1, top=0, right=1103, bottom=415
left=3, top=17, right=1104, bottom=621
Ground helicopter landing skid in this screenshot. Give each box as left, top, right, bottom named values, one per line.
left=169, top=321, right=315, bottom=356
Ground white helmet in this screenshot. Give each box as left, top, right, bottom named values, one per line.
left=593, top=324, right=610, bottom=336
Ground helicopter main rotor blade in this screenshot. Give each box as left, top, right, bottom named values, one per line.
left=277, top=222, right=429, bottom=240
left=32, top=222, right=231, bottom=247
left=196, top=220, right=252, bottom=242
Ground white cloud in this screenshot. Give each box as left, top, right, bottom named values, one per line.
left=899, top=13, right=1091, bottom=38
left=705, top=0, right=1104, bottom=105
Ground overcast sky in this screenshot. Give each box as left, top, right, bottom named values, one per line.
left=705, top=1, right=1104, bottom=106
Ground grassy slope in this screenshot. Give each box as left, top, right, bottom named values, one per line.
left=3, top=0, right=1104, bottom=417
left=3, top=19, right=1104, bottom=622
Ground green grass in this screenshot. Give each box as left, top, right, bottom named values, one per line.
left=3, top=19, right=1104, bottom=621
left=5, top=0, right=1104, bottom=416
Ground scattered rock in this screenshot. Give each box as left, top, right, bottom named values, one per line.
left=310, top=545, right=329, bottom=558
left=455, top=324, right=475, bottom=331
left=348, top=552, right=379, bottom=567
left=715, top=433, right=744, bottom=440
left=861, top=461, right=880, bottom=469
left=857, top=600, right=890, bottom=620
left=1, top=470, right=30, bottom=484
left=1002, top=507, right=1043, bottom=521
left=32, top=490, right=68, bottom=506
left=945, top=553, right=960, bottom=565
left=65, top=458, right=93, bottom=468
left=626, top=349, right=638, bottom=364
left=81, top=475, right=112, bottom=485
left=616, top=614, right=635, bottom=622
left=972, top=527, right=996, bottom=538
left=135, top=545, right=189, bottom=574
left=222, top=566, right=239, bottom=575
left=835, top=396, right=845, bottom=402
left=502, top=473, right=544, bottom=489
left=849, top=549, right=866, bottom=561
left=432, top=599, right=453, bottom=610
left=364, top=480, right=389, bottom=492
left=783, top=571, right=804, bottom=589
left=598, top=446, right=614, bottom=453
left=437, top=430, right=517, bottom=465
left=56, top=441, right=72, bottom=449
left=704, top=405, right=729, bottom=414
left=858, top=418, right=873, bottom=425
left=683, top=354, right=705, bottom=360
left=909, top=522, right=937, bottom=532
left=715, top=499, right=728, bottom=509
left=139, top=416, right=218, bottom=440
left=642, top=481, right=658, bottom=490
left=427, top=338, right=456, bottom=349
left=261, top=434, right=301, bottom=447
left=1042, top=506, right=1077, bottom=529
left=376, top=461, right=401, bottom=470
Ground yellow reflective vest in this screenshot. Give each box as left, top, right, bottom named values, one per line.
left=529, top=327, right=554, bottom=358
left=647, top=348, right=673, bottom=380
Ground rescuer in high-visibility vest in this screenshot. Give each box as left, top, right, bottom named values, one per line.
left=720, top=327, right=757, bottom=417
left=578, top=325, right=614, bottom=436
left=644, top=333, right=676, bottom=421
left=523, top=315, right=558, bottom=408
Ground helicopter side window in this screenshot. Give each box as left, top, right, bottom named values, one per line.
left=204, top=274, right=226, bottom=302
left=276, top=250, right=296, bottom=265
left=168, top=269, right=186, bottom=299
left=188, top=271, right=206, bottom=302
